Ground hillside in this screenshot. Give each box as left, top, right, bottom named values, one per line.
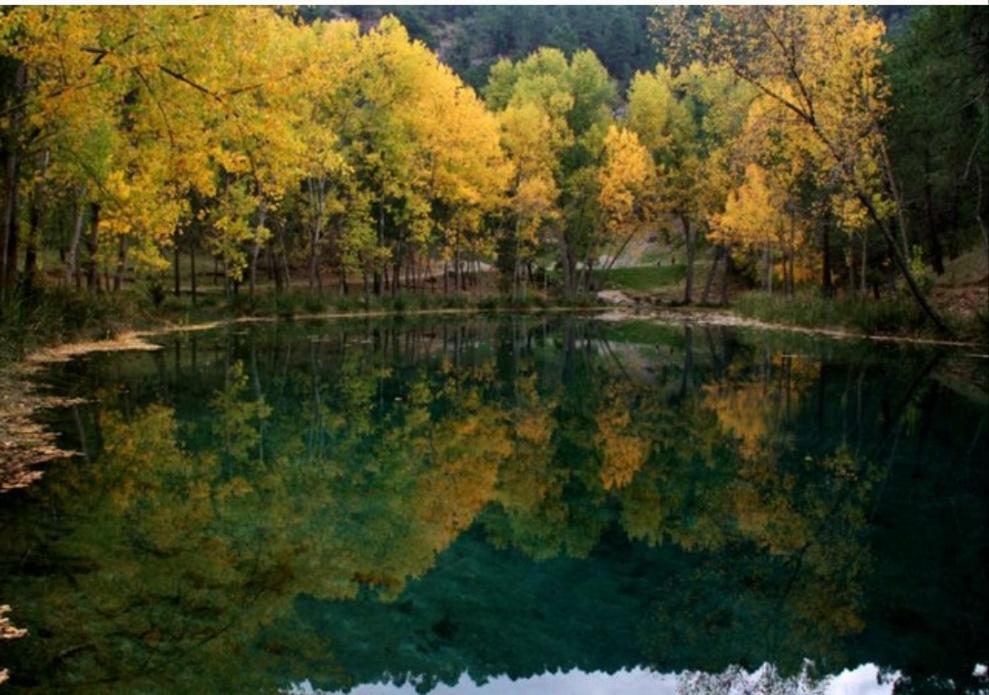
left=308, top=6, right=659, bottom=88
left=311, top=6, right=917, bottom=91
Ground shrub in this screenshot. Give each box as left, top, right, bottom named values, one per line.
left=302, top=294, right=326, bottom=313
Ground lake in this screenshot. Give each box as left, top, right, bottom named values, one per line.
left=0, top=314, right=986, bottom=693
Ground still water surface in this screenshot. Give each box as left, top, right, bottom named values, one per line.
left=0, top=315, right=986, bottom=693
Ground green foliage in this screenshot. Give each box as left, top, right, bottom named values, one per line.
left=908, top=245, right=936, bottom=295
left=733, top=291, right=931, bottom=336
left=887, top=7, right=989, bottom=266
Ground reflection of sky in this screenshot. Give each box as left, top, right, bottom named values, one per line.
left=287, top=664, right=897, bottom=695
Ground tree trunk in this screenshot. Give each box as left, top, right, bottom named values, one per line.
left=765, top=242, right=773, bottom=294
left=67, top=187, right=87, bottom=290
left=455, top=233, right=462, bottom=293
left=308, top=224, right=319, bottom=292
left=681, top=214, right=694, bottom=304
left=86, top=203, right=100, bottom=293
left=821, top=221, right=834, bottom=298
left=561, top=240, right=577, bottom=299
left=974, top=164, right=989, bottom=299
left=1, top=62, right=26, bottom=301
left=23, top=175, right=43, bottom=296
left=249, top=201, right=267, bottom=297
left=173, top=232, right=181, bottom=297
left=860, top=231, right=868, bottom=296
left=881, top=139, right=911, bottom=261
left=701, top=245, right=722, bottom=304
left=807, top=120, right=947, bottom=330
left=112, top=237, right=127, bottom=291
left=720, top=246, right=730, bottom=305
left=856, top=189, right=951, bottom=334
left=190, top=243, right=197, bottom=305
left=923, top=149, right=945, bottom=274
left=788, top=244, right=795, bottom=296
left=1, top=142, right=19, bottom=298
left=513, top=223, right=521, bottom=299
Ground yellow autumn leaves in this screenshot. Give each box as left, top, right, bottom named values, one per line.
left=1, top=6, right=909, bottom=305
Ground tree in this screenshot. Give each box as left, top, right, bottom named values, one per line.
left=596, top=125, right=652, bottom=273
left=662, top=6, right=951, bottom=331
left=627, top=63, right=753, bottom=303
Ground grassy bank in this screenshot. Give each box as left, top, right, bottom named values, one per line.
left=732, top=290, right=987, bottom=341
left=3, top=273, right=986, bottom=372
left=0, top=286, right=601, bottom=368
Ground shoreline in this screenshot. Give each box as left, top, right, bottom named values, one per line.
left=16, top=300, right=989, bottom=367
left=2, top=301, right=985, bottom=492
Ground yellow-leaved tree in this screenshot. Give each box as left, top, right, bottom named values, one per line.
left=663, top=5, right=949, bottom=331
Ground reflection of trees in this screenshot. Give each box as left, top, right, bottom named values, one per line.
left=0, top=318, right=984, bottom=690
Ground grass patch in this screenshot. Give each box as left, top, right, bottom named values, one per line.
left=598, top=265, right=686, bottom=293
left=732, top=291, right=932, bottom=336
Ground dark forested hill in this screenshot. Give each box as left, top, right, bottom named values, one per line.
left=306, top=6, right=658, bottom=87
left=305, top=6, right=920, bottom=91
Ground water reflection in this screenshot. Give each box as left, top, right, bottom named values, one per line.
left=288, top=664, right=896, bottom=695
left=0, top=316, right=985, bottom=692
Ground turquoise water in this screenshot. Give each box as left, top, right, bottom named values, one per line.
left=0, top=315, right=986, bottom=693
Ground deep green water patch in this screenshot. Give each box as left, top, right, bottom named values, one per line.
left=0, top=315, right=986, bottom=692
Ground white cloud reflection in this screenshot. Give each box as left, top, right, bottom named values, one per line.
left=287, top=663, right=898, bottom=695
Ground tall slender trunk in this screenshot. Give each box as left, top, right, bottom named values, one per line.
left=173, top=231, right=181, bottom=297
left=720, top=245, right=730, bottom=305
left=513, top=221, right=521, bottom=299
left=701, top=245, right=722, bottom=304
left=821, top=221, right=833, bottom=298
left=23, top=148, right=51, bottom=294
left=86, top=203, right=100, bottom=293
left=923, top=148, right=944, bottom=274
left=974, top=164, right=988, bottom=298
left=787, top=211, right=796, bottom=295
left=190, top=243, right=197, bottom=304
left=856, top=188, right=949, bottom=333
left=67, top=186, right=87, bottom=289
left=308, top=222, right=321, bottom=292
left=249, top=201, right=267, bottom=297
left=455, top=232, right=462, bottom=292
left=681, top=214, right=694, bottom=304
left=805, top=117, right=946, bottom=330
left=373, top=200, right=384, bottom=296
left=1, top=63, right=26, bottom=301
left=112, top=237, right=127, bottom=291
left=765, top=242, right=773, bottom=294
left=560, top=239, right=577, bottom=300
left=880, top=139, right=910, bottom=261
left=860, top=231, right=868, bottom=296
